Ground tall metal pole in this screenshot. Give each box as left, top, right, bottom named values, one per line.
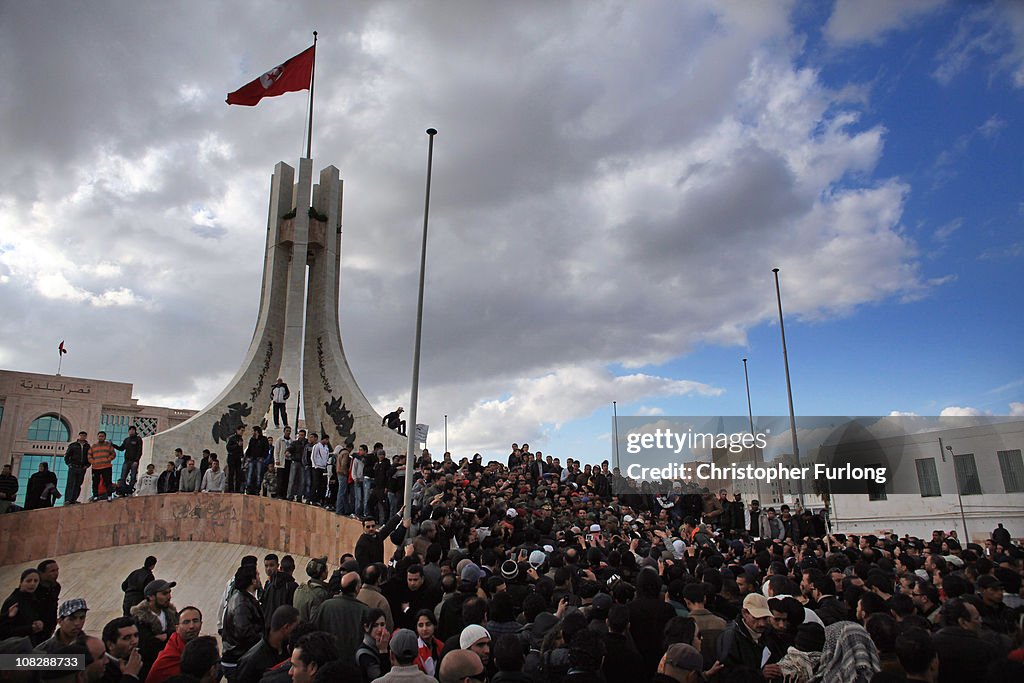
left=941, top=440, right=969, bottom=541
left=304, top=31, right=318, bottom=159
left=444, top=414, right=448, bottom=453
left=743, top=358, right=763, bottom=504
left=612, top=401, right=620, bottom=475
left=54, top=344, right=66, bottom=490
left=403, top=128, right=437, bottom=523
left=772, top=268, right=803, bottom=504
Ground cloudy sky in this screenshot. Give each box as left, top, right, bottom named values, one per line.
left=1, top=0, right=1022, bottom=463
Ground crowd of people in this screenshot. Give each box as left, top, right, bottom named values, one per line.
left=1, top=441, right=1023, bottom=683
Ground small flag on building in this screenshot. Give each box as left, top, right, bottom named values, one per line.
left=226, top=45, right=315, bottom=106
left=58, top=341, right=68, bottom=355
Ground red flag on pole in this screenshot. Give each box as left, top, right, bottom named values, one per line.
left=58, top=341, right=68, bottom=355
left=226, top=46, right=315, bottom=106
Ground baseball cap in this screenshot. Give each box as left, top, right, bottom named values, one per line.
left=389, top=628, right=418, bottom=660
left=461, top=563, right=484, bottom=586
left=506, top=508, right=518, bottom=519
left=664, top=643, right=703, bottom=672
left=58, top=598, right=88, bottom=619
left=743, top=593, right=772, bottom=619
left=589, top=524, right=601, bottom=533
left=144, top=579, right=176, bottom=597
left=459, top=624, right=490, bottom=650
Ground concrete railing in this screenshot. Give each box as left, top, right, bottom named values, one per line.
left=0, top=494, right=367, bottom=567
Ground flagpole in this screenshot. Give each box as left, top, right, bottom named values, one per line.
left=55, top=343, right=66, bottom=495
left=305, top=31, right=318, bottom=160
left=743, top=358, right=762, bottom=505
left=403, top=128, right=438, bottom=524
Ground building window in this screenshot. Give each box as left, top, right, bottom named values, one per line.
left=915, top=458, right=941, bottom=497
left=26, top=415, right=71, bottom=442
left=953, top=453, right=982, bottom=495
left=867, top=463, right=887, bottom=500
left=997, top=449, right=1024, bottom=493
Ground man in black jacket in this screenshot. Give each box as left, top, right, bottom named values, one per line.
left=122, top=556, right=158, bottom=617
left=260, top=556, right=298, bottom=634
left=114, top=425, right=144, bottom=491
left=226, top=425, right=246, bottom=494
left=932, top=597, right=1000, bottom=683
left=354, top=510, right=406, bottom=570
left=157, top=462, right=179, bottom=494
left=237, top=605, right=298, bottom=683
left=64, top=431, right=90, bottom=504
left=222, top=565, right=265, bottom=682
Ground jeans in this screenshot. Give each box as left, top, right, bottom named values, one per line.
left=387, top=490, right=400, bottom=519
left=335, top=477, right=350, bottom=514
left=65, top=466, right=85, bottom=503
left=286, top=462, right=305, bottom=500
left=303, top=466, right=314, bottom=502
left=245, top=459, right=263, bottom=494
left=118, top=460, right=139, bottom=489
left=353, top=478, right=370, bottom=517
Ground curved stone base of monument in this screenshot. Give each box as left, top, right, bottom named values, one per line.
left=0, top=493, right=373, bottom=569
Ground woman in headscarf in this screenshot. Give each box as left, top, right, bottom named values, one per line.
left=0, top=568, right=45, bottom=644
left=811, top=620, right=880, bottom=683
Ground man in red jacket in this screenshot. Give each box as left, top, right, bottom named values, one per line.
left=145, top=606, right=203, bottom=683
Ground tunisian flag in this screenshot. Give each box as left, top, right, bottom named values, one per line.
left=226, top=45, right=315, bottom=106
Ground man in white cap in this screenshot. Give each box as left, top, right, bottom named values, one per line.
left=371, top=627, right=435, bottom=682
left=717, top=593, right=782, bottom=680
left=459, top=624, right=491, bottom=669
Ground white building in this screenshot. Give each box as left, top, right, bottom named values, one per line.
left=821, top=420, right=1024, bottom=542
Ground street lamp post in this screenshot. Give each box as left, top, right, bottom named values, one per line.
left=403, top=128, right=438, bottom=524
left=772, top=268, right=803, bottom=505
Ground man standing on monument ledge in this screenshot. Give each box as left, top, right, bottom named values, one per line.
left=271, top=378, right=290, bottom=428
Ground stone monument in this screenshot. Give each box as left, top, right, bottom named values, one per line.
left=144, top=158, right=404, bottom=462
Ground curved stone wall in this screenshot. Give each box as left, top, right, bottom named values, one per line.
left=0, top=494, right=366, bottom=568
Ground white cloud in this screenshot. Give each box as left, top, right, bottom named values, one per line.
left=888, top=410, right=919, bottom=417
left=825, top=0, right=947, bottom=46
left=635, top=406, right=665, bottom=417
left=1009, top=402, right=1024, bottom=417
left=939, top=405, right=988, bottom=417
left=934, top=2, right=1024, bottom=87
left=414, top=365, right=722, bottom=456
left=0, top=1, right=949, bottom=461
